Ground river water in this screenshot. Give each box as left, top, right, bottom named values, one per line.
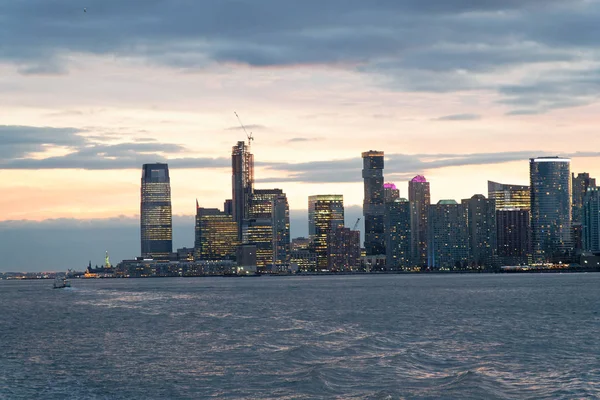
left=1, top=274, right=598, bottom=399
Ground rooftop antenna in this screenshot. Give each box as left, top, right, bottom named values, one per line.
left=234, top=111, right=254, bottom=150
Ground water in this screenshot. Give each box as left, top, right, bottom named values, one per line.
left=1, top=274, right=599, bottom=399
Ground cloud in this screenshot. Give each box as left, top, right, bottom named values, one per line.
left=434, top=113, right=481, bottom=121
left=225, top=124, right=266, bottom=131
left=257, top=151, right=600, bottom=184
left=0, top=125, right=229, bottom=170
left=287, top=137, right=322, bottom=143
left=1, top=0, right=599, bottom=112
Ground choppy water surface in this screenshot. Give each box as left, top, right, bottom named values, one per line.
left=1, top=274, right=599, bottom=399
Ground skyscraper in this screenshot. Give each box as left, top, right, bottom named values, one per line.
left=530, top=157, right=572, bottom=263
left=140, top=163, right=172, bottom=259
left=362, top=151, right=385, bottom=255
left=583, top=187, right=600, bottom=252
left=497, top=209, right=531, bottom=266
left=194, top=207, right=239, bottom=261
left=232, top=141, right=254, bottom=240
left=327, top=227, right=361, bottom=272
left=409, top=175, right=430, bottom=267
left=487, top=181, right=530, bottom=210
left=385, top=198, right=411, bottom=269
left=384, top=183, right=400, bottom=203
left=572, top=173, right=596, bottom=224
left=462, top=195, right=496, bottom=267
left=308, top=195, right=344, bottom=270
left=272, top=194, right=290, bottom=266
left=428, top=200, right=469, bottom=269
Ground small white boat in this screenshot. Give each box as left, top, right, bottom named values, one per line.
left=53, top=277, right=71, bottom=289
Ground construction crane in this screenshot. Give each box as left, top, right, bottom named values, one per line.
left=352, top=218, right=361, bottom=231
left=234, top=111, right=254, bottom=149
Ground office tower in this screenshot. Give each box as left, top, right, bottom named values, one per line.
left=327, top=227, right=361, bottom=272
left=232, top=141, right=254, bottom=240
left=462, top=195, right=497, bottom=267
left=140, top=163, right=173, bottom=259
left=385, top=198, right=411, bottom=269
left=428, top=200, right=469, bottom=269
left=409, top=175, right=430, bottom=266
left=384, top=183, right=400, bottom=203
left=487, top=181, right=530, bottom=210
left=362, top=151, right=386, bottom=255
left=583, top=187, right=600, bottom=252
left=244, top=189, right=290, bottom=270
left=530, top=157, right=572, bottom=262
left=308, top=195, right=345, bottom=270
left=496, top=209, right=531, bottom=265
left=224, top=199, right=233, bottom=216
left=291, top=237, right=311, bottom=251
left=194, top=207, right=239, bottom=261
left=572, top=173, right=596, bottom=224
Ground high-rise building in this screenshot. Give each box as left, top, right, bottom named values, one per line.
left=462, top=195, right=496, bottom=267
left=409, top=175, right=430, bottom=266
left=385, top=198, right=411, bottom=269
left=308, top=195, right=344, bottom=270
left=327, top=227, right=361, bottom=272
left=272, top=193, right=290, bottom=266
left=194, top=207, right=239, bottom=261
left=224, top=199, right=233, bottom=216
left=291, top=237, right=311, bottom=251
left=140, top=163, right=173, bottom=259
left=362, top=151, right=386, bottom=256
left=572, top=173, right=596, bottom=224
left=583, top=187, right=600, bottom=252
left=232, top=141, right=254, bottom=240
left=488, top=181, right=530, bottom=210
left=530, top=157, right=572, bottom=262
left=428, top=200, right=469, bottom=269
left=384, top=183, right=400, bottom=203
left=496, top=209, right=531, bottom=266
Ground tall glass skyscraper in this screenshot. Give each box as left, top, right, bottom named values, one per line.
left=194, top=207, right=239, bottom=261
left=409, top=175, right=430, bottom=267
left=140, top=163, right=172, bottom=259
left=583, top=187, right=600, bottom=252
left=529, top=157, right=572, bottom=263
left=362, top=151, right=385, bottom=256
left=308, top=195, right=344, bottom=270
left=232, top=141, right=254, bottom=240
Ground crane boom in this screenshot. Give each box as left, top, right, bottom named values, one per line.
left=352, top=218, right=361, bottom=231
left=234, top=111, right=254, bottom=146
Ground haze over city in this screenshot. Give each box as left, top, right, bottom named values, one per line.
left=3, top=0, right=600, bottom=270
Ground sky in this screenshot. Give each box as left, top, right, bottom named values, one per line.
left=2, top=0, right=600, bottom=271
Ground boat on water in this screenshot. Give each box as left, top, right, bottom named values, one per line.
left=53, top=277, right=71, bottom=289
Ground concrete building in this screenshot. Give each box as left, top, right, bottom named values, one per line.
left=428, top=200, right=469, bottom=269
left=385, top=198, right=411, bottom=269
left=462, top=195, right=497, bottom=268
left=496, top=209, right=531, bottom=266
left=327, top=227, right=361, bottom=272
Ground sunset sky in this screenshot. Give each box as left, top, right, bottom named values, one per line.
left=2, top=0, right=600, bottom=270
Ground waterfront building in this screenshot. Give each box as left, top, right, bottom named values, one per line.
left=572, top=173, right=596, bottom=224
left=327, top=227, right=361, bottom=272
left=232, top=141, right=254, bottom=240
left=428, top=200, right=469, bottom=269
left=308, top=195, right=345, bottom=270
left=529, top=157, right=572, bottom=263
left=496, top=209, right=531, bottom=266
left=140, top=163, right=173, bottom=259
left=487, top=181, right=530, bottom=210
left=194, top=207, right=239, bottom=261
left=272, top=194, right=290, bottom=266
left=362, top=151, right=386, bottom=256
left=462, top=195, right=496, bottom=267
left=290, top=250, right=317, bottom=272
left=409, top=175, right=430, bottom=267
left=583, top=187, right=600, bottom=252
left=384, top=183, right=400, bottom=203
left=384, top=198, right=411, bottom=269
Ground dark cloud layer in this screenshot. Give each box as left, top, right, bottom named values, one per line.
left=1, top=0, right=599, bottom=112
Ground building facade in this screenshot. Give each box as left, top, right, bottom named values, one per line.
left=572, top=173, right=596, bottom=224
left=496, top=209, right=531, bottom=266
left=529, top=157, right=572, bottom=263
left=384, top=183, right=400, bottom=203
left=362, top=151, right=386, bottom=256
left=232, top=141, right=254, bottom=240
left=409, top=175, right=430, bottom=267
left=487, top=181, right=530, bottom=210
left=308, top=195, right=345, bottom=270
left=462, top=195, right=496, bottom=268
left=194, top=207, right=239, bottom=261
left=327, top=227, right=361, bottom=272
left=385, top=198, right=411, bottom=269
left=140, top=163, right=173, bottom=259
left=428, top=200, right=469, bottom=269
left=583, top=187, right=600, bottom=252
